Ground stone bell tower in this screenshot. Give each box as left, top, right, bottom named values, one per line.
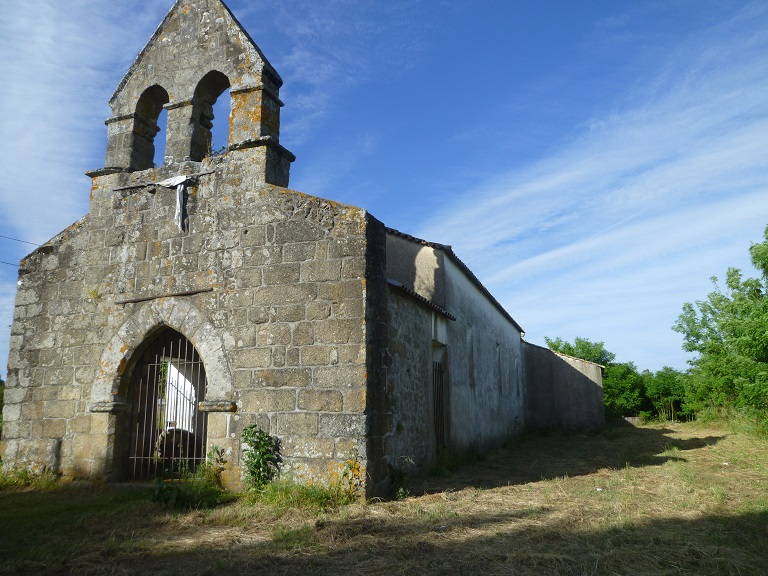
left=92, top=0, right=294, bottom=185
left=2, top=0, right=391, bottom=494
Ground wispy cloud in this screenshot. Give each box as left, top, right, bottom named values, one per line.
left=417, top=3, right=768, bottom=369
left=0, top=1, right=169, bottom=241
left=0, top=1, right=169, bottom=377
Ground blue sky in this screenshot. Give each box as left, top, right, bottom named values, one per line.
left=2, top=0, right=768, bottom=379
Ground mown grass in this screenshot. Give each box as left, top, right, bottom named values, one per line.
left=1, top=421, right=766, bottom=575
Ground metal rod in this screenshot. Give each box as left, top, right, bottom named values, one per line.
left=116, top=287, right=214, bottom=306
left=112, top=170, right=215, bottom=192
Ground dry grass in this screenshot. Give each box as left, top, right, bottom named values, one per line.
left=1, top=421, right=766, bottom=575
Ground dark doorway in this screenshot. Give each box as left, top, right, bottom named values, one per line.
left=433, top=360, right=447, bottom=453
left=124, top=328, right=208, bottom=481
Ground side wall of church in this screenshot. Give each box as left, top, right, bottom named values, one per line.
left=442, top=257, right=526, bottom=452
left=383, top=233, right=526, bottom=478
left=1, top=148, right=382, bottom=490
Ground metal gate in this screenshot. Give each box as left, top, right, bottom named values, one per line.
left=433, top=361, right=446, bottom=452
left=125, top=328, right=208, bottom=481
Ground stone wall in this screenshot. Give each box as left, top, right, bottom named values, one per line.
left=522, top=342, right=605, bottom=431
left=1, top=148, right=382, bottom=490
left=383, top=290, right=436, bottom=477
left=383, top=230, right=527, bottom=463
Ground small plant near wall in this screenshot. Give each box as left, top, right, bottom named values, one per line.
left=241, top=425, right=282, bottom=490
left=197, top=445, right=227, bottom=487
left=339, top=449, right=364, bottom=498
left=150, top=446, right=231, bottom=509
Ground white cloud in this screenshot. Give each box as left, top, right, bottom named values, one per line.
left=0, top=1, right=168, bottom=378
left=2, top=0, right=767, bottom=380
left=416, top=3, right=768, bottom=370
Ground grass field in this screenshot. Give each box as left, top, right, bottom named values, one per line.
left=1, top=421, right=766, bottom=575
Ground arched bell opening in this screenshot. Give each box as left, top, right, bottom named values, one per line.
left=131, top=85, right=170, bottom=171
left=190, top=70, right=232, bottom=161
left=119, top=326, right=208, bottom=481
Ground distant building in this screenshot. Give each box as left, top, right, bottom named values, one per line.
left=0, top=0, right=604, bottom=495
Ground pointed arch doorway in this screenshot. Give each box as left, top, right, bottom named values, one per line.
left=124, top=327, right=208, bottom=481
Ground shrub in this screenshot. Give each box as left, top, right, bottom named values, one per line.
left=241, top=425, right=282, bottom=490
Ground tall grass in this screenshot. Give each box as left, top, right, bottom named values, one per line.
left=0, top=421, right=766, bottom=576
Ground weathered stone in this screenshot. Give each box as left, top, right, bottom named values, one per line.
left=343, top=388, right=367, bottom=413
left=313, top=365, right=367, bottom=388
left=280, top=436, right=334, bottom=459
left=199, top=400, right=238, bottom=413
left=254, top=284, right=317, bottom=305
left=283, top=242, right=316, bottom=262
left=314, top=320, right=364, bottom=345
left=68, top=416, right=92, bottom=435
left=298, top=389, right=343, bottom=412
left=306, top=302, right=332, bottom=321
left=273, top=305, right=306, bottom=322
left=276, top=412, right=318, bottom=436
left=263, top=263, right=300, bottom=285
left=300, top=345, right=335, bottom=366
left=300, top=260, right=341, bottom=282
left=291, top=322, right=314, bottom=346
left=255, top=369, right=311, bottom=388
left=229, top=347, right=272, bottom=369
left=42, top=401, right=76, bottom=420
left=240, top=389, right=296, bottom=413
left=34, top=419, right=67, bottom=439
left=256, top=325, right=291, bottom=347
left=329, top=238, right=365, bottom=259
left=319, top=414, right=366, bottom=438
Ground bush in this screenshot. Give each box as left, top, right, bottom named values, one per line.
left=241, top=425, right=282, bottom=490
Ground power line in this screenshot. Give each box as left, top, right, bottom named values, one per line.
left=1, top=260, right=19, bottom=267
left=0, top=234, right=39, bottom=246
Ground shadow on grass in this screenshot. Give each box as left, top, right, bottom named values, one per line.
left=3, top=497, right=763, bottom=576
left=0, top=425, right=745, bottom=576
left=421, top=424, right=727, bottom=492
left=0, top=484, right=160, bottom=575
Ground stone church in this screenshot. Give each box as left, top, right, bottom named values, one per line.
left=1, top=0, right=604, bottom=496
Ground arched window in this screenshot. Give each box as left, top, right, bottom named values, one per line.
left=190, top=71, right=231, bottom=161
left=153, top=107, right=168, bottom=168
left=123, top=327, right=208, bottom=481
left=210, top=87, right=231, bottom=155
left=131, top=85, right=170, bottom=171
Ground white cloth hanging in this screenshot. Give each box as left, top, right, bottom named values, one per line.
left=157, top=175, right=192, bottom=231
left=174, top=183, right=185, bottom=230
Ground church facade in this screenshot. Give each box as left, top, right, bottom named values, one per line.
left=0, top=0, right=604, bottom=495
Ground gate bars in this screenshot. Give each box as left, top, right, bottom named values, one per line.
left=126, top=328, right=208, bottom=481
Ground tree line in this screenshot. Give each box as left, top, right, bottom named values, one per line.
left=546, top=226, right=768, bottom=427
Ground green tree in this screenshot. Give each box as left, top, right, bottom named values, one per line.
left=544, top=336, right=615, bottom=366
left=643, top=366, right=686, bottom=421
left=674, top=225, right=768, bottom=415
left=602, top=362, right=645, bottom=417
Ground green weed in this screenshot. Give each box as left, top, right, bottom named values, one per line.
left=241, top=424, right=282, bottom=490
